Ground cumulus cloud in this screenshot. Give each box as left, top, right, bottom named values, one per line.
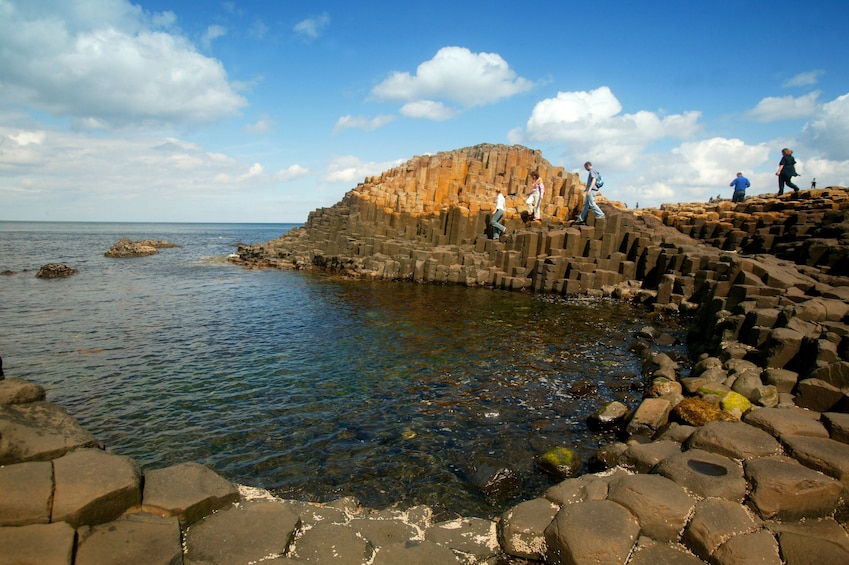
left=370, top=46, right=533, bottom=119
left=523, top=87, right=701, bottom=167
left=783, top=70, right=825, bottom=88
left=0, top=0, right=247, bottom=130
left=294, top=12, right=330, bottom=39
left=274, top=164, right=310, bottom=182
left=333, top=114, right=396, bottom=134
left=800, top=92, right=849, bottom=161
left=747, top=91, right=821, bottom=123
left=322, top=155, right=405, bottom=184
left=399, top=101, right=456, bottom=121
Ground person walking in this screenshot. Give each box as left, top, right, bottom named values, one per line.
left=575, top=161, right=605, bottom=225
left=730, top=172, right=750, bottom=203
left=490, top=188, right=506, bottom=240
left=526, top=172, right=544, bottom=222
left=776, top=148, right=801, bottom=195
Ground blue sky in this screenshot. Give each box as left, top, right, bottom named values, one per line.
left=2, top=0, right=848, bottom=223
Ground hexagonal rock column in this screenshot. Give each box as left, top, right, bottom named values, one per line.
left=498, top=497, right=559, bottom=561
left=0, top=460, right=53, bottom=526
left=0, top=401, right=97, bottom=465
left=75, top=513, right=182, bottom=565
left=606, top=474, right=696, bottom=542
left=51, top=448, right=142, bottom=528
left=141, top=461, right=239, bottom=527
left=544, top=499, right=640, bottom=565
left=185, top=500, right=302, bottom=564
left=0, top=522, right=75, bottom=565
left=745, top=455, right=843, bottom=520
left=685, top=420, right=783, bottom=460
left=654, top=449, right=747, bottom=502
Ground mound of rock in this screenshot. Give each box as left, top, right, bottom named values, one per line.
left=104, top=238, right=180, bottom=258
left=35, top=264, right=78, bottom=278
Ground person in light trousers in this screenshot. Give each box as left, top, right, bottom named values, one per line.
left=575, top=161, right=605, bottom=224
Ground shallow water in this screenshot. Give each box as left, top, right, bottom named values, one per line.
left=0, top=221, right=688, bottom=518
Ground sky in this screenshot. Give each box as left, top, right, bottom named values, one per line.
left=2, top=0, right=849, bottom=223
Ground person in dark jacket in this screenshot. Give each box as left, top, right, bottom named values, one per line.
left=776, top=148, right=801, bottom=195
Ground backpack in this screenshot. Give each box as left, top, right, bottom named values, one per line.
left=594, top=173, right=604, bottom=189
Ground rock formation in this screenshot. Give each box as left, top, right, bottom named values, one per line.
left=35, top=264, right=78, bottom=279
left=104, top=238, right=180, bottom=258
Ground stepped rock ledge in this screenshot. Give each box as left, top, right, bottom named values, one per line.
left=5, top=143, right=849, bottom=563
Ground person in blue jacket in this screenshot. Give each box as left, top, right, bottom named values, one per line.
left=730, top=172, right=750, bottom=203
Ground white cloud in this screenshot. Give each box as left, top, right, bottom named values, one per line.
left=274, top=164, right=310, bottom=182
left=294, top=12, right=330, bottom=39
left=201, top=24, right=227, bottom=50
left=246, top=115, right=275, bottom=133
left=333, top=114, right=396, bottom=133
left=370, top=46, right=533, bottom=119
left=322, top=155, right=405, bottom=184
left=0, top=0, right=247, bottom=130
left=399, top=101, right=456, bottom=121
left=747, top=91, right=821, bottom=122
left=783, top=70, right=825, bottom=88
left=801, top=92, right=849, bottom=161
left=523, top=87, right=701, bottom=167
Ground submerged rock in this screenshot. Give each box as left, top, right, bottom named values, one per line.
left=35, top=264, right=77, bottom=278
left=104, top=238, right=180, bottom=258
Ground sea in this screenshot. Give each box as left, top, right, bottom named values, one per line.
left=0, top=221, right=689, bottom=519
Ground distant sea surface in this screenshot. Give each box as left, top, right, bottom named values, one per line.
left=0, top=221, right=687, bottom=518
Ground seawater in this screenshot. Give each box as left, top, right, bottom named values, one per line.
left=0, top=221, right=688, bottom=518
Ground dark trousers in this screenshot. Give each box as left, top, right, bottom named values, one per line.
left=778, top=175, right=800, bottom=195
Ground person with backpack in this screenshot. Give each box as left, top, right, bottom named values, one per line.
left=574, top=161, right=605, bottom=225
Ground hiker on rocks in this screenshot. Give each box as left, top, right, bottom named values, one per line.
left=811, top=177, right=817, bottom=189
left=730, top=172, right=750, bottom=203
left=490, top=188, right=506, bottom=240
left=575, top=161, right=605, bottom=225
left=526, top=172, right=544, bottom=222
left=776, top=148, right=801, bottom=195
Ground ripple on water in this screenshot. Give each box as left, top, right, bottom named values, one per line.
left=0, top=222, right=690, bottom=519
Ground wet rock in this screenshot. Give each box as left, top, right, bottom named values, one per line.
left=35, top=263, right=77, bottom=278
left=104, top=238, right=179, bottom=258
left=588, top=441, right=628, bottom=471
left=545, top=499, right=639, bottom=565
left=467, top=456, right=521, bottom=499
left=569, top=379, right=599, bottom=397
left=587, top=401, right=629, bottom=429
left=537, top=446, right=582, bottom=480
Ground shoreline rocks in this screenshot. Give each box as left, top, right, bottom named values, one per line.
left=104, top=238, right=180, bottom=258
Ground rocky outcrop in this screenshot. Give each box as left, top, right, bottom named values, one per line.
left=104, top=238, right=180, bottom=258
left=35, top=264, right=78, bottom=278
